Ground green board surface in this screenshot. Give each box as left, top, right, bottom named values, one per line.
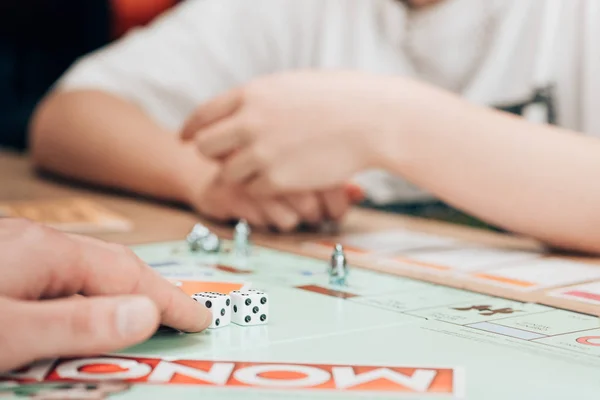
left=2, top=240, right=600, bottom=399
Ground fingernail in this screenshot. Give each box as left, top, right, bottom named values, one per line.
left=116, top=297, right=156, bottom=338
left=199, top=304, right=213, bottom=330
left=191, top=301, right=212, bottom=331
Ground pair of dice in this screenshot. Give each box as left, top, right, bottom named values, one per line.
left=192, top=289, right=269, bottom=329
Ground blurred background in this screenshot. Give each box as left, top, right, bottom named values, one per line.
left=0, top=0, right=179, bottom=151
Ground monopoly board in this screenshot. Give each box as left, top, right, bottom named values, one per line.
left=303, top=229, right=600, bottom=316
left=3, top=234, right=600, bottom=399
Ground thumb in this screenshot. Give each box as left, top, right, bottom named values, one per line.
left=0, top=296, right=159, bottom=372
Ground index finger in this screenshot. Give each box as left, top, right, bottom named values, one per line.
left=181, top=88, right=244, bottom=141
left=0, top=220, right=210, bottom=332
left=70, top=234, right=211, bottom=333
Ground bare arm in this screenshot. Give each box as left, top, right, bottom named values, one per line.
left=30, top=90, right=217, bottom=203
left=186, top=72, right=600, bottom=253
left=28, top=0, right=317, bottom=212
left=381, top=79, right=600, bottom=253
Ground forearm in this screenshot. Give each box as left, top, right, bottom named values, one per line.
left=379, top=79, right=600, bottom=253
left=30, top=90, right=217, bottom=204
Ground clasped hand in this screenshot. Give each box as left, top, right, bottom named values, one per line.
left=181, top=70, right=398, bottom=198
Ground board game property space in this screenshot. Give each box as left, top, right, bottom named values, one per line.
left=3, top=228, right=600, bottom=399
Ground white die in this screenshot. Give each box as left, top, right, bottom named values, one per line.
left=192, top=292, right=231, bottom=329
left=230, top=290, right=269, bottom=326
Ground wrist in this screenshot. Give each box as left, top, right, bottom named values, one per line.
left=374, top=78, right=476, bottom=177
left=364, top=77, right=418, bottom=171
left=168, top=144, right=219, bottom=206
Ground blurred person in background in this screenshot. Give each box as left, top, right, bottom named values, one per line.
left=31, top=0, right=600, bottom=253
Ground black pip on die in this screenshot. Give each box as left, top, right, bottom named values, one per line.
left=230, top=290, right=269, bottom=326
left=192, top=292, right=231, bottom=329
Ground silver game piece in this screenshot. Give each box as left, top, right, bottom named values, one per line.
left=186, top=223, right=212, bottom=252
left=234, top=219, right=251, bottom=256
left=199, top=232, right=221, bottom=253
left=189, top=223, right=211, bottom=239
left=329, top=243, right=348, bottom=286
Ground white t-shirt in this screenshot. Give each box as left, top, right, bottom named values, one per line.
left=58, top=0, right=600, bottom=204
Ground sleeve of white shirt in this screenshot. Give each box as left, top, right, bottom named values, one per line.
left=57, top=0, right=322, bottom=131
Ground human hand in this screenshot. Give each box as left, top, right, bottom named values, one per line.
left=0, top=219, right=211, bottom=372
left=187, top=171, right=353, bottom=231
left=181, top=70, right=400, bottom=195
